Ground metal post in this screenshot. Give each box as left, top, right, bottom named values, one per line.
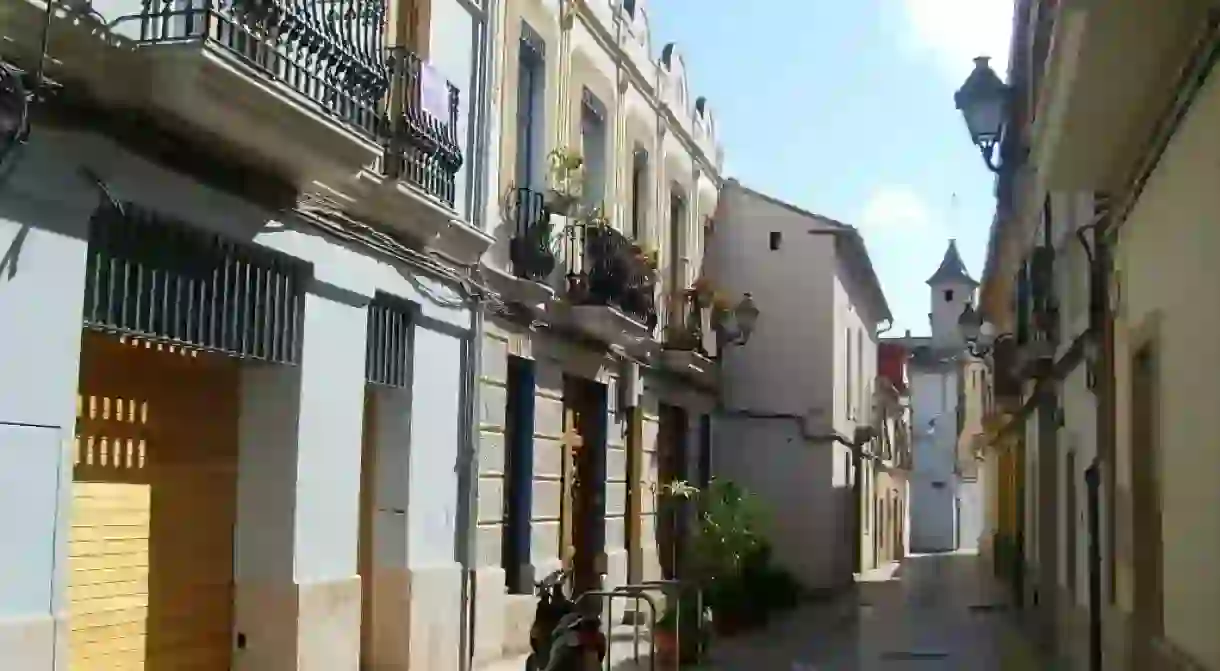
left=1085, top=461, right=1102, bottom=671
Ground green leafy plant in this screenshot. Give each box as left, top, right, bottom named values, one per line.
left=546, top=147, right=584, bottom=210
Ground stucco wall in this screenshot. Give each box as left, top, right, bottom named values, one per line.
left=909, top=368, right=958, bottom=552
left=713, top=417, right=847, bottom=590
left=1110, top=59, right=1220, bottom=669
left=0, top=128, right=472, bottom=669
left=710, top=186, right=835, bottom=418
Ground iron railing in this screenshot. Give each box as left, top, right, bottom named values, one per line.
left=563, top=222, right=657, bottom=328
left=385, top=47, right=463, bottom=206
left=83, top=203, right=310, bottom=364
left=365, top=291, right=416, bottom=388
left=128, top=0, right=390, bottom=138
left=507, top=187, right=556, bottom=281
left=121, top=0, right=463, bottom=206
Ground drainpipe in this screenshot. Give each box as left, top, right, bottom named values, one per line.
left=458, top=302, right=485, bottom=671
left=458, top=0, right=498, bottom=659
left=1085, top=460, right=1102, bottom=671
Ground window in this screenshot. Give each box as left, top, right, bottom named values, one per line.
left=856, top=329, right=864, bottom=421
left=580, top=89, right=608, bottom=208
left=630, top=147, right=648, bottom=239
left=515, top=23, right=546, bottom=191
left=502, top=356, right=536, bottom=593
left=944, top=289, right=955, bottom=302
left=769, top=231, right=782, bottom=250
left=669, top=188, right=686, bottom=287
left=845, top=329, right=854, bottom=419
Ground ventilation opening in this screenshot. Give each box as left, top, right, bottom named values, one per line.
left=769, top=231, right=782, bottom=250
left=944, top=289, right=955, bottom=302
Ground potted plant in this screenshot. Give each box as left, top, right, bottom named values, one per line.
left=692, top=277, right=714, bottom=307
left=653, top=594, right=708, bottom=664
left=545, top=147, right=583, bottom=215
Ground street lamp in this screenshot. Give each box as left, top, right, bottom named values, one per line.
left=713, top=292, right=759, bottom=351
left=958, top=303, right=1007, bottom=357
left=954, top=56, right=1011, bottom=173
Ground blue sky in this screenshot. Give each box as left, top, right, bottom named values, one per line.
left=649, top=0, right=1013, bottom=336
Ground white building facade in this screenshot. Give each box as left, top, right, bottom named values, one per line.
left=707, top=181, right=891, bottom=591
left=0, top=0, right=494, bottom=668
left=888, top=241, right=986, bottom=554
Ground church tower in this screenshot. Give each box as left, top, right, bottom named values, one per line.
left=927, top=239, right=978, bottom=348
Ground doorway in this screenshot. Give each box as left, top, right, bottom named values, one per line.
left=1130, top=343, right=1163, bottom=665
left=563, top=376, right=608, bottom=594
left=657, top=404, right=689, bottom=580
left=70, top=332, right=240, bottom=671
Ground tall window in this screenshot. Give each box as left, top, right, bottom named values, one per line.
left=630, top=147, right=648, bottom=239
left=580, top=89, right=608, bottom=209
left=668, top=187, right=686, bottom=288
left=856, top=329, right=864, bottom=421
left=845, top=329, right=853, bottom=419
left=515, top=23, right=546, bottom=191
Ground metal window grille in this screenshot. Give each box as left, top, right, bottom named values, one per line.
left=365, top=291, right=416, bottom=388
left=82, top=203, right=310, bottom=364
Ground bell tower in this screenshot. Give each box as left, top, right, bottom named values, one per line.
left=927, top=239, right=978, bottom=347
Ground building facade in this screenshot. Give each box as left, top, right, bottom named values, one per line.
left=886, top=241, right=986, bottom=554
left=470, top=0, right=724, bottom=665
left=0, top=0, right=494, bottom=668
left=871, top=343, right=915, bottom=569
left=969, top=1, right=1220, bottom=669
left=707, top=181, right=891, bottom=591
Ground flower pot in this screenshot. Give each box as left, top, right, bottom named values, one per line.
left=654, top=629, right=679, bottom=665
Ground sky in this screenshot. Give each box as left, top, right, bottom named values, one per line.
left=648, top=0, right=1014, bottom=336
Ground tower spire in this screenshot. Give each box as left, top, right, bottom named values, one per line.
left=926, top=239, right=978, bottom=287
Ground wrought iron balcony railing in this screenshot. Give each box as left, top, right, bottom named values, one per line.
left=507, top=187, right=556, bottom=282
left=121, top=0, right=463, bottom=206
left=129, top=0, right=390, bottom=139
left=564, top=222, right=657, bottom=328
left=385, top=47, right=463, bottom=206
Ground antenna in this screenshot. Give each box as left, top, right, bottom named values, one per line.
left=949, top=192, right=960, bottom=238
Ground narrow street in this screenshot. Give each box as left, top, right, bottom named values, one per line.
left=693, top=552, right=1042, bottom=671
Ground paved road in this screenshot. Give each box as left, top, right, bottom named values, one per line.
left=610, top=551, right=1045, bottom=671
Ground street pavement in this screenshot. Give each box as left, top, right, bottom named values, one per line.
left=615, top=550, right=1047, bottom=671
left=484, top=550, right=1047, bottom=671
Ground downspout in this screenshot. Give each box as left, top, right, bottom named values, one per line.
left=458, top=0, right=499, bottom=662
left=458, top=302, right=486, bottom=671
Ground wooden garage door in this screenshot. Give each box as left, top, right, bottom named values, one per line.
left=69, top=333, right=240, bottom=671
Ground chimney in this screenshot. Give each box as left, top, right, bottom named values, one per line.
left=905, top=329, right=911, bottom=339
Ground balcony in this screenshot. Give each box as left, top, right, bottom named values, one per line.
left=110, top=0, right=390, bottom=188
left=658, top=289, right=716, bottom=389
left=554, top=220, right=657, bottom=350
left=490, top=187, right=560, bottom=308
left=93, top=0, right=465, bottom=234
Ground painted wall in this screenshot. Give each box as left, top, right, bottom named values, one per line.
left=0, top=128, right=472, bottom=669
left=710, top=185, right=835, bottom=419
left=909, top=368, right=958, bottom=552
left=713, top=417, right=845, bottom=590
left=1111, top=60, right=1220, bottom=669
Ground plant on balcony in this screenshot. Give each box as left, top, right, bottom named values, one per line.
left=545, top=147, right=583, bottom=215
left=692, top=276, right=715, bottom=307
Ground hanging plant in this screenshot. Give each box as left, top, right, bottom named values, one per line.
left=545, top=147, right=583, bottom=215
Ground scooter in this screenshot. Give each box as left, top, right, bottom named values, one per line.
left=526, top=570, right=606, bottom=671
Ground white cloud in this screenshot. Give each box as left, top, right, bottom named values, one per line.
left=858, top=186, right=943, bottom=237
left=899, top=0, right=1014, bottom=81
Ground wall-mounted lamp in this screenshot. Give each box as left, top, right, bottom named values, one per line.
left=712, top=292, right=760, bottom=352
left=957, top=303, right=1013, bottom=358
left=954, top=56, right=1013, bottom=174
